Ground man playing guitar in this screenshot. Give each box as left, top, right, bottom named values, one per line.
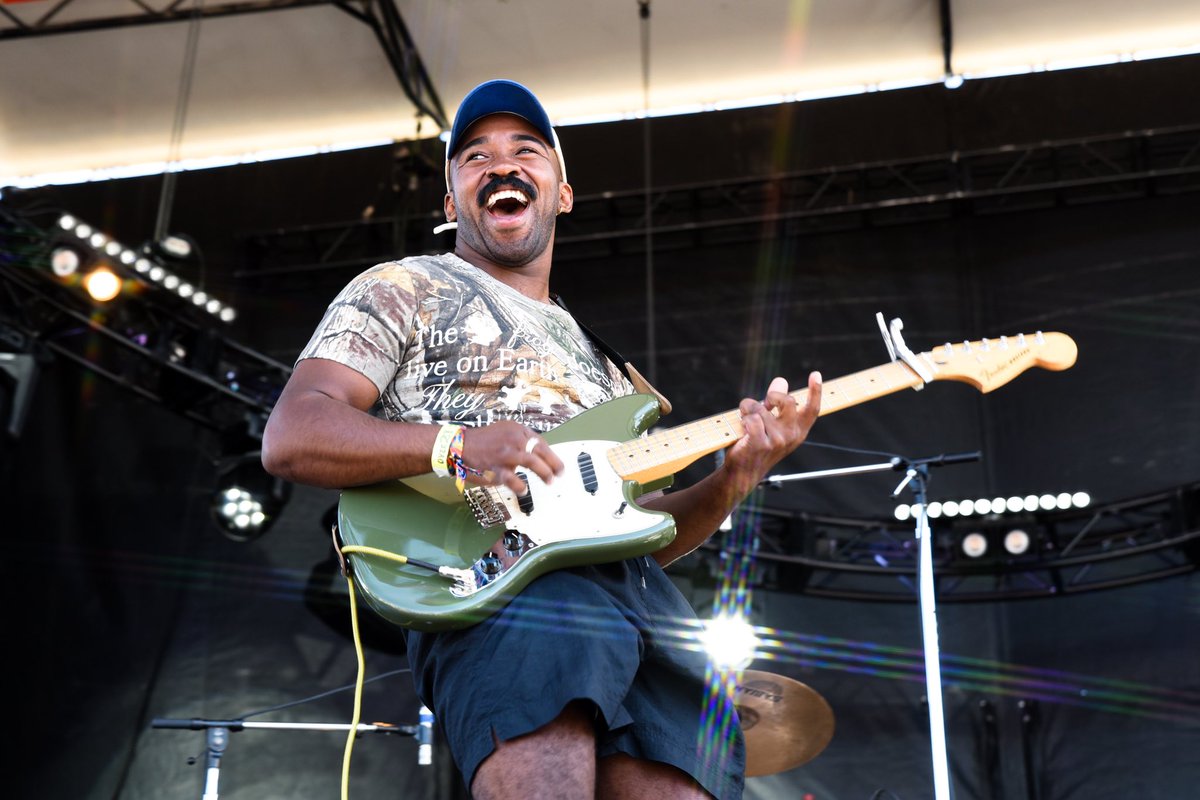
left=262, top=78, right=822, bottom=800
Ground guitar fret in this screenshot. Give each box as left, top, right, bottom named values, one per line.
left=609, top=412, right=741, bottom=481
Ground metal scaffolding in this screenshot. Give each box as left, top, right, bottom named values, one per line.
left=0, top=204, right=291, bottom=448
left=685, top=483, right=1200, bottom=603
left=235, top=122, right=1200, bottom=278
left=0, top=0, right=447, bottom=128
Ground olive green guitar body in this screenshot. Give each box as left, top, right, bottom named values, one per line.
left=336, top=394, right=674, bottom=631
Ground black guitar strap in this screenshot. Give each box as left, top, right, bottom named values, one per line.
left=551, top=293, right=672, bottom=415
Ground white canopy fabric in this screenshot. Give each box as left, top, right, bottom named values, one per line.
left=2, top=0, right=1199, bottom=185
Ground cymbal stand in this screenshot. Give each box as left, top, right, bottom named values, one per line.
left=151, top=715, right=426, bottom=800
left=762, top=449, right=978, bottom=800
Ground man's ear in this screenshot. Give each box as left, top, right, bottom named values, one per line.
left=444, top=192, right=457, bottom=222
left=557, top=182, right=574, bottom=215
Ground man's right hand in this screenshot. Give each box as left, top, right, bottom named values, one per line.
left=460, top=421, right=564, bottom=495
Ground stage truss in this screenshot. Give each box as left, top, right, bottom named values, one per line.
left=684, top=483, right=1200, bottom=602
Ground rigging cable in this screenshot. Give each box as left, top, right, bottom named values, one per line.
left=154, top=0, right=205, bottom=248
left=638, top=0, right=657, bottom=386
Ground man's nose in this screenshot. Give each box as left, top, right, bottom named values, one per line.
left=487, top=155, right=521, bottom=177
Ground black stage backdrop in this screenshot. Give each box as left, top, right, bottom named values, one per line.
left=4, top=57, right=1199, bottom=799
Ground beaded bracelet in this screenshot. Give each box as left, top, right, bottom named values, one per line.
left=431, top=424, right=461, bottom=477
left=447, top=426, right=467, bottom=492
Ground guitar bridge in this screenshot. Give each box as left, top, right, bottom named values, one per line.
left=464, top=486, right=508, bottom=528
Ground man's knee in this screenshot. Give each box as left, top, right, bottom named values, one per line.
left=471, top=701, right=598, bottom=800
left=597, top=753, right=715, bottom=800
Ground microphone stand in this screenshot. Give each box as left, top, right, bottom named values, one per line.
left=761, top=449, right=980, bottom=800
left=152, top=715, right=425, bottom=800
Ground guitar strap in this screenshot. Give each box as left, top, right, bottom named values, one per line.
left=551, top=293, right=672, bottom=416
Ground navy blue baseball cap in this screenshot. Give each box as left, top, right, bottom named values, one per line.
left=443, top=79, right=567, bottom=187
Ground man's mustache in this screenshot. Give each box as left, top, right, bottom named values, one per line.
left=477, top=176, right=538, bottom=208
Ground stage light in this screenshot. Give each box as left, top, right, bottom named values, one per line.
left=210, top=453, right=292, bottom=542
left=158, top=235, right=192, bottom=260
left=51, top=213, right=240, bottom=324
left=1004, top=529, right=1031, bottom=555
left=962, top=532, right=988, bottom=558
left=50, top=246, right=81, bottom=277
left=894, top=504, right=912, bottom=521
left=928, top=491, right=1091, bottom=523
left=700, top=614, right=760, bottom=670
left=943, top=73, right=964, bottom=90
left=83, top=267, right=122, bottom=302
left=220, top=488, right=263, bottom=526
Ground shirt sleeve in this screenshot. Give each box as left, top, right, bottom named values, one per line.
left=296, top=262, right=418, bottom=395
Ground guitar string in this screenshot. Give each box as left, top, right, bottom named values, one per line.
left=609, top=360, right=920, bottom=475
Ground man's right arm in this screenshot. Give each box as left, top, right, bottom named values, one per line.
left=260, top=358, right=440, bottom=489
left=260, top=358, right=564, bottom=492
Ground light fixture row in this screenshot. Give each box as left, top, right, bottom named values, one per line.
left=960, top=529, right=1035, bottom=559
left=55, top=214, right=236, bottom=322
left=894, top=492, right=1091, bottom=522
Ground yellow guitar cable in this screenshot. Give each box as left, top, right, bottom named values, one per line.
left=337, top=545, right=420, bottom=800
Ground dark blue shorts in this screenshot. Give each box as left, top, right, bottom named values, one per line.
left=403, top=557, right=746, bottom=799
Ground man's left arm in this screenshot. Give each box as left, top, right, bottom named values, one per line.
left=639, top=372, right=822, bottom=567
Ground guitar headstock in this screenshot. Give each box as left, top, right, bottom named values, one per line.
left=924, top=331, right=1078, bottom=393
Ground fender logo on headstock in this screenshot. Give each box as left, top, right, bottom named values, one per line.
left=982, top=347, right=1032, bottom=381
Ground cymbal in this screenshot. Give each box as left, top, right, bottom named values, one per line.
left=734, top=669, right=835, bottom=777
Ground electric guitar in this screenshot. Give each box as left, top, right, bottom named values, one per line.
left=335, top=327, right=1078, bottom=631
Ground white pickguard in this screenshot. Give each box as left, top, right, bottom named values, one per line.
left=490, top=439, right=660, bottom=545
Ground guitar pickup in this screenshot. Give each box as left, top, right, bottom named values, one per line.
left=577, top=452, right=598, bottom=495
left=516, top=472, right=534, bottom=515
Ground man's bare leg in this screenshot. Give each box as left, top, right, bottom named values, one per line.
left=471, top=701, right=597, bottom=800
left=597, top=753, right=715, bottom=800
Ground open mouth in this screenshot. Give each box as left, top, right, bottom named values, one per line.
left=485, top=189, right=530, bottom=219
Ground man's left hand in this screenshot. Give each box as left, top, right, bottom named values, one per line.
left=723, top=371, right=823, bottom=498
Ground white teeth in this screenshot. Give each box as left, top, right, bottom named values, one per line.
left=486, top=189, right=529, bottom=208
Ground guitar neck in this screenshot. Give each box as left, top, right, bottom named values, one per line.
left=607, top=361, right=921, bottom=484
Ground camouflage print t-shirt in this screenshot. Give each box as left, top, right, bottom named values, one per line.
left=297, top=253, right=633, bottom=429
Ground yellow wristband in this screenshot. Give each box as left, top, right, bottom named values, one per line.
left=431, top=424, right=460, bottom=477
